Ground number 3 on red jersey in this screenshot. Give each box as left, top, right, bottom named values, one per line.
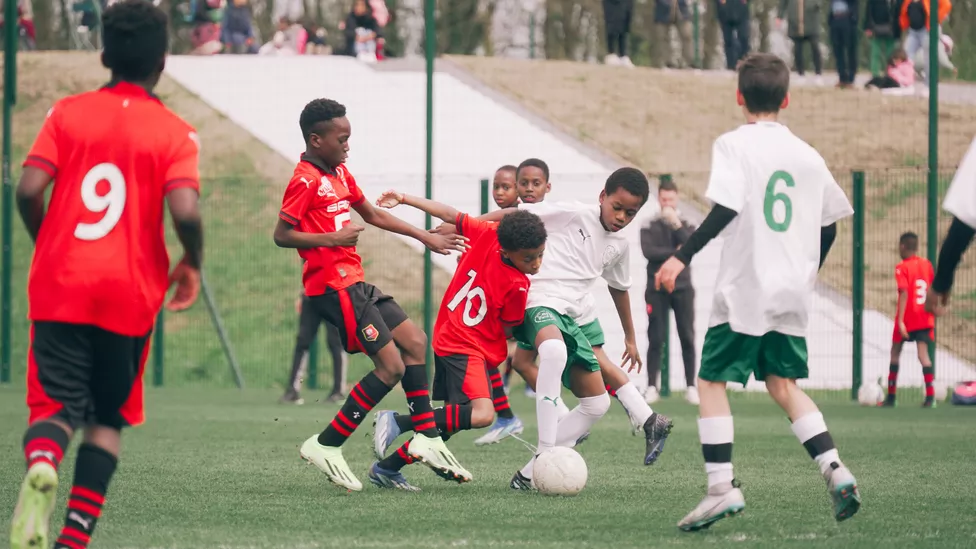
left=447, top=269, right=488, bottom=327
left=75, top=163, right=126, bottom=241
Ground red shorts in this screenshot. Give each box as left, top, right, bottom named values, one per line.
left=892, top=327, right=934, bottom=344
left=27, top=322, right=150, bottom=429
left=432, top=353, right=490, bottom=404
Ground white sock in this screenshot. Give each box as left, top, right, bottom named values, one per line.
left=556, top=398, right=571, bottom=420
left=519, top=456, right=536, bottom=479
left=555, top=393, right=611, bottom=447
left=790, top=412, right=839, bottom=476
left=614, top=382, right=653, bottom=426
left=699, top=416, right=735, bottom=488
left=535, top=339, right=567, bottom=452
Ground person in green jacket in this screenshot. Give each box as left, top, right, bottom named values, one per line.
left=777, top=0, right=825, bottom=84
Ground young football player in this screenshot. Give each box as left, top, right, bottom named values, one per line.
left=887, top=232, right=936, bottom=407
left=655, top=53, right=859, bottom=531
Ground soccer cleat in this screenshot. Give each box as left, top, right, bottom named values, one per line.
left=325, top=392, right=346, bottom=404
left=922, top=397, right=936, bottom=408
left=10, top=461, right=59, bottom=549
left=678, top=481, right=745, bottom=532
left=882, top=396, right=896, bottom=407
left=685, top=387, right=700, bottom=405
left=643, top=412, right=674, bottom=465
left=279, top=389, right=304, bottom=405
left=372, top=410, right=401, bottom=459
left=510, top=470, right=536, bottom=491
left=575, top=432, right=590, bottom=446
left=299, top=435, right=363, bottom=491
left=473, top=416, right=524, bottom=446
left=826, top=462, right=861, bottom=522
left=407, top=433, right=472, bottom=483
left=367, top=462, right=421, bottom=492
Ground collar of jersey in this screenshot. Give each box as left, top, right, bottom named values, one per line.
left=101, top=81, right=160, bottom=102
left=300, top=153, right=338, bottom=176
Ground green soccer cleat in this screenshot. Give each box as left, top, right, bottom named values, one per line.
left=299, top=435, right=363, bottom=491
left=678, top=481, right=745, bottom=532
left=10, top=461, right=59, bottom=549
left=825, top=462, right=861, bottom=522
left=407, top=433, right=472, bottom=483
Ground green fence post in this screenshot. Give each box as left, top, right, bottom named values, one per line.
left=927, top=3, right=939, bottom=372
left=692, top=2, right=700, bottom=69
left=852, top=171, right=865, bottom=401
left=480, top=178, right=489, bottom=215
left=308, top=337, right=319, bottom=390
left=152, top=311, right=164, bottom=387
left=529, top=13, right=536, bottom=59
left=1, top=0, right=18, bottom=384
left=423, top=0, right=435, bottom=373
left=661, top=312, right=671, bottom=397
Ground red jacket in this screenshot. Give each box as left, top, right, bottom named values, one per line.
left=900, top=0, right=951, bottom=31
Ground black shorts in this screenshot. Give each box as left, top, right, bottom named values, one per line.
left=27, top=321, right=151, bottom=430
left=432, top=353, right=491, bottom=405
left=893, top=328, right=934, bottom=344
left=308, top=282, right=408, bottom=356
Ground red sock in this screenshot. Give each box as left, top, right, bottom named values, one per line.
left=376, top=440, right=416, bottom=472
left=923, top=366, right=935, bottom=398
left=489, top=367, right=514, bottom=419
left=887, top=363, right=899, bottom=397
left=54, top=444, right=117, bottom=549
left=605, top=384, right=617, bottom=398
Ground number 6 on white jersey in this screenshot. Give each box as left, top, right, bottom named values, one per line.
left=74, top=163, right=126, bottom=241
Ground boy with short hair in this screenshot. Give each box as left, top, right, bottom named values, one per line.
left=493, top=165, right=520, bottom=209
left=370, top=192, right=547, bottom=489
left=655, top=53, right=859, bottom=531
left=887, top=232, right=936, bottom=407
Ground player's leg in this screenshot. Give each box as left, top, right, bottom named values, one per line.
left=473, top=358, right=525, bottom=445
left=280, top=294, right=320, bottom=405
left=645, top=291, right=669, bottom=403
left=886, top=338, right=904, bottom=406
left=12, top=322, right=91, bottom=549
left=915, top=332, right=936, bottom=407
left=325, top=323, right=347, bottom=403
left=678, top=324, right=749, bottom=532
left=760, top=332, right=860, bottom=522
left=510, top=345, right=572, bottom=417
left=672, top=288, right=699, bottom=404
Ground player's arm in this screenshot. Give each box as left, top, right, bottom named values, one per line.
left=673, top=205, right=738, bottom=265
left=168, top=188, right=204, bottom=269
left=819, top=223, right=838, bottom=270
left=353, top=197, right=466, bottom=254
left=932, top=217, right=976, bottom=295
left=275, top=175, right=359, bottom=249
left=377, top=190, right=460, bottom=224
left=15, top=167, right=53, bottom=243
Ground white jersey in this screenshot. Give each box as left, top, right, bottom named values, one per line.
left=518, top=201, right=631, bottom=323
left=944, top=136, right=976, bottom=230
left=706, top=122, right=853, bottom=337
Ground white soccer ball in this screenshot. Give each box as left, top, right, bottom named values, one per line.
left=934, top=383, right=949, bottom=401
left=857, top=382, right=885, bottom=406
left=533, top=447, right=588, bottom=497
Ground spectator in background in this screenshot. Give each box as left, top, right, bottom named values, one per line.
left=778, top=0, right=825, bottom=85
left=641, top=177, right=699, bottom=405
left=259, top=17, right=307, bottom=55
left=281, top=288, right=348, bottom=405
left=273, top=0, right=303, bottom=25
left=865, top=47, right=914, bottom=90
left=864, top=0, right=901, bottom=78
left=828, top=0, right=858, bottom=89
left=716, top=0, right=750, bottom=71
left=603, top=0, right=636, bottom=67
left=190, top=0, right=225, bottom=55
left=654, top=0, right=694, bottom=69
left=900, top=0, right=952, bottom=87
left=341, top=0, right=382, bottom=63
left=221, top=0, right=257, bottom=54
left=0, top=0, right=36, bottom=50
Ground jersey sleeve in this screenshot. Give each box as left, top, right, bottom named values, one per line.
left=704, top=137, right=747, bottom=213
left=943, top=137, right=976, bottom=229
left=163, top=129, right=201, bottom=194
left=517, top=201, right=584, bottom=231
left=895, top=265, right=910, bottom=291
left=279, top=175, right=317, bottom=226
left=499, top=279, right=530, bottom=326
left=820, top=166, right=854, bottom=227
left=343, top=167, right=366, bottom=206
left=23, top=106, right=60, bottom=176
left=456, top=212, right=496, bottom=242
left=602, top=240, right=632, bottom=291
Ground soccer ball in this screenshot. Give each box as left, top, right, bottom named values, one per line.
left=533, top=447, right=588, bottom=496
left=857, top=381, right=885, bottom=406
left=934, top=383, right=949, bottom=402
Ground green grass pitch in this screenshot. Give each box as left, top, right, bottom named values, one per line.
left=1, top=386, right=974, bottom=548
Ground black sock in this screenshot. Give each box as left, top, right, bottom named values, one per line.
left=394, top=413, right=414, bottom=433
left=53, top=443, right=118, bottom=549
left=401, top=364, right=439, bottom=437
left=434, top=405, right=473, bottom=435
left=23, top=421, right=70, bottom=471
left=377, top=440, right=415, bottom=472
left=489, top=367, right=515, bottom=419
left=887, top=363, right=899, bottom=400
left=318, top=372, right=391, bottom=446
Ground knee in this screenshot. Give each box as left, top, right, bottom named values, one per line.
left=580, top=392, right=611, bottom=418
left=765, top=376, right=794, bottom=404
left=396, top=327, right=428, bottom=363
left=470, top=400, right=495, bottom=428
left=537, top=340, right=568, bottom=371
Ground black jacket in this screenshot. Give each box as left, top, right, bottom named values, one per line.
left=863, top=0, right=901, bottom=37
left=827, top=0, right=858, bottom=24
left=641, top=218, right=695, bottom=298
left=715, top=0, right=750, bottom=23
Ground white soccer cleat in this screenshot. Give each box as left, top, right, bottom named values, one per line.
left=407, top=433, right=472, bottom=483
left=685, top=387, right=700, bottom=405
left=473, top=416, right=524, bottom=446
left=10, top=461, right=59, bottom=549
left=299, top=435, right=363, bottom=491
left=604, top=53, right=621, bottom=66
left=825, top=462, right=861, bottom=522
left=644, top=386, right=660, bottom=404
left=678, top=482, right=745, bottom=532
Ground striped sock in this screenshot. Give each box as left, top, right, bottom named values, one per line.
left=887, top=363, right=899, bottom=400
left=489, top=367, right=515, bottom=419
left=318, top=372, right=391, bottom=446
left=377, top=440, right=416, bottom=472
left=434, top=405, right=473, bottom=435
left=923, top=366, right=935, bottom=398
left=23, top=421, right=70, bottom=471
left=401, top=364, right=439, bottom=437
left=699, top=416, right=735, bottom=488
left=53, top=444, right=117, bottom=549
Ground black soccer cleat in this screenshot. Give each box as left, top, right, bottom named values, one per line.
left=510, top=471, right=535, bottom=491
left=643, top=412, right=673, bottom=466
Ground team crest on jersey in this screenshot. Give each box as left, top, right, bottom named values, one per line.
left=602, top=244, right=620, bottom=267
left=362, top=324, right=379, bottom=342
left=318, top=178, right=337, bottom=198
left=533, top=309, right=555, bottom=323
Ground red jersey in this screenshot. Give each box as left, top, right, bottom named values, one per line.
left=895, top=255, right=935, bottom=332
left=24, top=82, right=200, bottom=337
left=279, top=155, right=366, bottom=295
left=433, top=213, right=530, bottom=366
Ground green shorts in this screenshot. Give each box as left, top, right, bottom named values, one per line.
left=514, top=307, right=601, bottom=389
left=698, top=323, right=808, bottom=386
left=516, top=317, right=605, bottom=349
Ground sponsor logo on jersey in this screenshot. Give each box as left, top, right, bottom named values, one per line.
left=362, top=324, right=379, bottom=342
left=319, top=178, right=338, bottom=198
left=533, top=309, right=555, bottom=323
left=602, top=244, right=620, bottom=267
left=326, top=200, right=350, bottom=213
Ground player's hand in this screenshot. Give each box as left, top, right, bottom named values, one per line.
left=654, top=256, right=686, bottom=293
left=621, top=337, right=642, bottom=373
left=898, top=321, right=909, bottom=340
left=295, top=297, right=303, bottom=314
left=926, top=290, right=950, bottom=316
left=661, top=206, right=682, bottom=230
left=166, top=258, right=201, bottom=312
left=429, top=222, right=458, bottom=236
left=375, top=190, right=404, bottom=209
left=422, top=232, right=469, bottom=255
left=328, top=223, right=366, bottom=247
